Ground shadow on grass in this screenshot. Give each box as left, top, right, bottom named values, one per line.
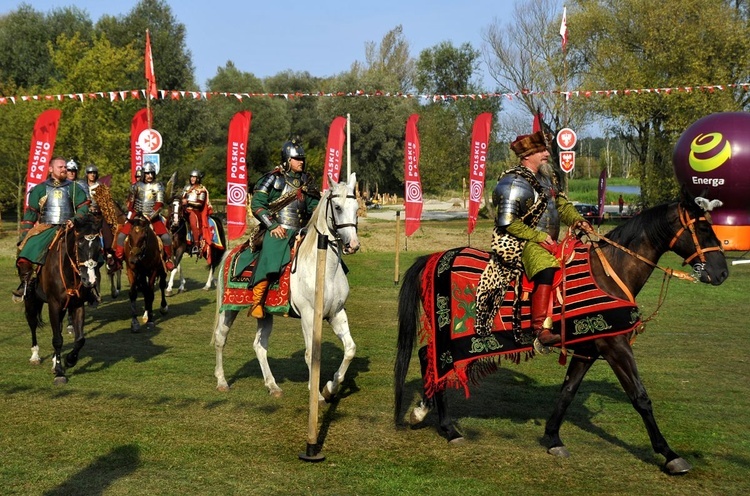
left=399, top=365, right=677, bottom=469
left=42, top=444, right=140, bottom=496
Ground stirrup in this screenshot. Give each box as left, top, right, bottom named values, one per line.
left=191, top=245, right=200, bottom=255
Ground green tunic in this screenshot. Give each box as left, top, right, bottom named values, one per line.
left=505, top=194, right=582, bottom=279
left=249, top=169, right=319, bottom=285
left=17, top=179, right=90, bottom=265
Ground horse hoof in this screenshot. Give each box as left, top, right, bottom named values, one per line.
left=54, top=376, right=68, bottom=385
left=12, top=295, right=23, bottom=304
left=166, top=290, right=173, bottom=297
left=665, top=457, right=692, bottom=475
left=160, top=306, right=168, bottom=315
left=270, top=389, right=283, bottom=399
left=131, top=324, right=140, bottom=333
left=217, top=384, right=230, bottom=392
left=145, top=322, right=156, bottom=332
left=448, top=436, right=465, bottom=444
left=548, top=446, right=571, bottom=458
left=29, top=358, right=41, bottom=366
left=321, top=382, right=335, bottom=402
left=66, top=325, right=74, bottom=334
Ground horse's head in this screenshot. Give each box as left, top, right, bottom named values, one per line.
left=125, top=215, right=154, bottom=265
left=323, top=173, right=360, bottom=254
left=168, top=197, right=182, bottom=232
left=73, top=215, right=103, bottom=288
left=672, top=194, right=729, bottom=285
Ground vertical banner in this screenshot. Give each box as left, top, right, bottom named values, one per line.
left=467, top=112, right=493, bottom=235
left=560, top=6, right=568, bottom=52
left=597, top=169, right=607, bottom=225
left=321, top=116, right=347, bottom=190
left=404, top=114, right=422, bottom=237
left=25, top=109, right=61, bottom=208
left=532, top=111, right=543, bottom=133
left=226, top=110, right=252, bottom=240
left=130, top=108, right=151, bottom=183
left=145, top=29, right=157, bottom=99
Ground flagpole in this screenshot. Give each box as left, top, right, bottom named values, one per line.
left=145, top=29, right=154, bottom=130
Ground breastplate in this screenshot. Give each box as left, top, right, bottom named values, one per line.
left=133, top=182, right=163, bottom=215
left=276, top=174, right=307, bottom=229
left=41, top=182, right=74, bottom=224
left=186, top=187, right=206, bottom=208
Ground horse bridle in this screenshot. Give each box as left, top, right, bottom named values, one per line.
left=669, top=204, right=723, bottom=267
left=323, top=192, right=358, bottom=246
left=58, top=224, right=101, bottom=302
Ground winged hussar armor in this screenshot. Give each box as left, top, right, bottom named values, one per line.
left=40, top=180, right=74, bottom=224
left=493, top=171, right=560, bottom=240
left=133, top=182, right=164, bottom=218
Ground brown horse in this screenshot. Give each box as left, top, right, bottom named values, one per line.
left=123, top=215, right=168, bottom=332
left=394, top=193, right=728, bottom=474
left=25, top=215, right=103, bottom=384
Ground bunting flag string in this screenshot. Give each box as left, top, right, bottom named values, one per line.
left=2, top=83, right=750, bottom=105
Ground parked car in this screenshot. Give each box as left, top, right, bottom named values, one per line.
left=573, top=203, right=601, bottom=221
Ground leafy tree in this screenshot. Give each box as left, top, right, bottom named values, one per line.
left=571, top=0, right=750, bottom=204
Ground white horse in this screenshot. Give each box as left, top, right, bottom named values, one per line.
left=212, top=173, right=360, bottom=402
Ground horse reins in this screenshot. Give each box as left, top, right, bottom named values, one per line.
left=56, top=224, right=99, bottom=307
left=558, top=204, right=719, bottom=362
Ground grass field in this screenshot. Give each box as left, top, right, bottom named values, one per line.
left=1, top=217, right=749, bottom=495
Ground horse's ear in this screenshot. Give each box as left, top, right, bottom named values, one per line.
left=348, top=172, right=356, bottom=190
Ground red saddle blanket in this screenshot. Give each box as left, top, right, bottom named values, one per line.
left=421, top=243, right=641, bottom=397
left=219, top=240, right=292, bottom=315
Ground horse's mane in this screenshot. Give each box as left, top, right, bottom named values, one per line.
left=298, top=182, right=347, bottom=258
left=601, top=201, right=676, bottom=251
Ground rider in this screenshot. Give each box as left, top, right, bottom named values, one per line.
left=13, top=156, right=90, bottom=298
left=112, top=161, right=175, bottom=271
left=181, top=169, right=211, bottom=255
left=66, top=160, right=90, bottom=200
left=248, top=136, right=320, bottom=319
left=475, top=130, right=589, bottom=346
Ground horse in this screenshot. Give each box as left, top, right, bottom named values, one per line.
left=212, top=173, right=360, bottom=402
left=394, top=193, right=729, bottom=475
left=25, top=215, right=103, bottom=384
left=123, top=215, right=168, bottom=332
left=165, top=197, right=227, bottom=295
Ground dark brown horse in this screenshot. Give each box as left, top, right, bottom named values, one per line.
left=123, top=215, right=168, bottom=332
left=395, top=193, right=728, bottom=474
left=165, top=197, right=226, bottom=295
left=25, top=215, right=103, bottom=384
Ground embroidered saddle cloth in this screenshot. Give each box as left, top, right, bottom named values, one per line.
left=421, top=242, right=641, bottom=396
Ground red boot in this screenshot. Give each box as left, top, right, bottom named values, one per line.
left=163, top=245, right=175, bottom=272
left=531, top=283, right=561, bottom=346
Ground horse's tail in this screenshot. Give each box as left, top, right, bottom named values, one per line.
left=210, top=250, right=232, bottom=345
left=394, top=254, right=430, bottom=425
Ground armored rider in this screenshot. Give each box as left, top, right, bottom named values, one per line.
left=181, top=169, right=211, bottom=255
left=248, top=137, right=320, bottom=319
left=13, top=156, right=90, bottom=298
left=474, top=130, right=589, bottom=348
left=66, top=160, right=90, bottom=200
left=112, top=161, right=175, bottom=271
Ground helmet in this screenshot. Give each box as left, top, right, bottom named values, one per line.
left=281, top=136, right=305, bottom=167
left=190, top=169, right=202, bottom=183
left=135, top=167, right=143, bottom=180
left=142, top=162, right=157, bottom=175
left=85, top=164, right=98, bottom=175
left=66, top=160, right=78, bottom=171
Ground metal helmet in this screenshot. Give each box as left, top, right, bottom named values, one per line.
left=281, top=137, right=305, bottom=168
left=85, top=164, right=98, bottom=175
left=66, top=160, right=78, bottom=172
left=190, top=169, right=202, bottom=183
left=142, top=161, right=157, bottom=175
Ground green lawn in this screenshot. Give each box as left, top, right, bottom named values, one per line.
left=1, top=223, right=749, bottom=495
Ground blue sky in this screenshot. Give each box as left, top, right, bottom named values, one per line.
left=10, top=0, right=524, bottom=90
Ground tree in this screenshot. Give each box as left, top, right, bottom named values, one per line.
left=571, top=0, right=750, bottom=204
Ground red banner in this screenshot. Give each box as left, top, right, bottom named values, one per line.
left=404, top=114, right=422, bottom=237
left=467, top=112, right=492, bottom=235
left=532, top=111, right=543, bottom=133
left=598, top=169, right=607, bottom=225
left=226, top=110, right=252, bottom=240
left=130, top=108, right=151, bottom=183
left=321, top=116, right=347, bottom=190
left=145, top=30, right=157, bottom=99
left=25, top=109, right=61, bottom=208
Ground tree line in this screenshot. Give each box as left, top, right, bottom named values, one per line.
left=1, top=0, right=749, bottom=222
